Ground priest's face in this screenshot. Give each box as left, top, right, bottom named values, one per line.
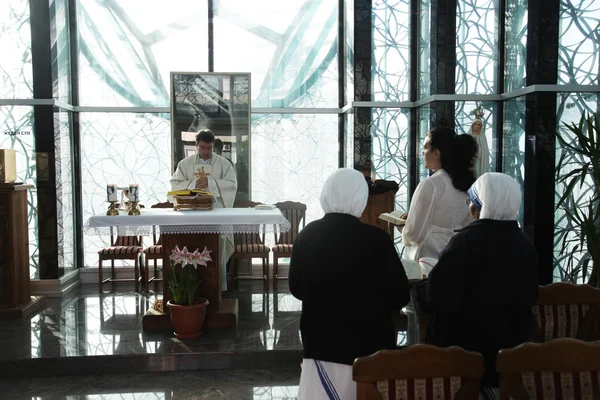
left=196, top=140, right=213, bottom=160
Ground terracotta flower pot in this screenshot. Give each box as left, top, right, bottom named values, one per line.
left=167, top=298, right=209, bottom=339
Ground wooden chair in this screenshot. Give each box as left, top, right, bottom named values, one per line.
left=142, top=202, right=172, bottom=292
left=496, top=338, right=600, bottom=400
left=532, top=282, right=600, bottom=342
left=353, top=345, right=484, bottom=400
left=98, top=230, right=144, bottom=292
left=230, top=201, right=271, bottom=287
left=272, top=201, right=306, bottom=287
left=143, top=226, right=163, bottom=292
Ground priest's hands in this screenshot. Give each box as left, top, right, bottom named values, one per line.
left=399, top=213, right=408, bottom=220
left=195, top=177, right=208, bottom=189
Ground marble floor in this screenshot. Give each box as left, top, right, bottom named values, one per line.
left=0, top=367, right=301, bottom=399
left=0, top=280, right=413, bottom=378
left=0, top=281, right=303, bottom=359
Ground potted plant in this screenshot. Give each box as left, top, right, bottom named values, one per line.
left=555, top=111, right=600, bottom=286
left=164, top=245, right=212, bottom=339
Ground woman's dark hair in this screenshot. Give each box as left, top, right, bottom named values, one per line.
left=196, top=129, right=215, bottom=144
left=428, top=127, right=477, bottom=192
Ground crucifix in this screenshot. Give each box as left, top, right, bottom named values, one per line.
left=194, top=166, right=211, bottom=180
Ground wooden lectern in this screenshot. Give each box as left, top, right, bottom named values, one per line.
left=0, top=183, right=43, bottom=319
left=359, top=180, right=399, bottom=239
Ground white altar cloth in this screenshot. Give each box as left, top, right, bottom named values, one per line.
left=84, top=208, right=291, bottom=236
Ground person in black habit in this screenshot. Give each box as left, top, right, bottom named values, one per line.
left=417, top=173, right=539, bottom=399
left=289, top=167, right=411, bottom=400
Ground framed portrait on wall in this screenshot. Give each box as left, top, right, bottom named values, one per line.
left=170, top=72, right=251, bottom=203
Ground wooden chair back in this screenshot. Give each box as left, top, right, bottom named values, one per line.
left=532, top=283, right=600, bottom=342
left=233, top=201, right=266, bottom=246
left=497, top=338, right=600, bottom=400
left=109, top=227, right=142, bottom=248
left=274, top=201, right=306, bottom=245
left=353, top=346, right=484, bottom=400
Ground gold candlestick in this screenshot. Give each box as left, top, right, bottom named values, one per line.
left=106, top=201, right=119, bottom=216
left=128, top=201, right=141, bottom=216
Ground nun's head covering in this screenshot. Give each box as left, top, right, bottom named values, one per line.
left=467, top=173, right=521, bottom=220
left=320, top=168, right=369, bottom=218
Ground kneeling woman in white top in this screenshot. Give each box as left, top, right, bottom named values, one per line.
left=402, top=127, right=477, bottom=260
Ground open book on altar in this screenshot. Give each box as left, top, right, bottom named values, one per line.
left=378, top=210, right=406, bottom=226
left=167, top=189, right=214, bottom=197
left=401, top=257, right=438, bottom=281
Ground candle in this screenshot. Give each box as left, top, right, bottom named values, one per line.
left=107, top=184, right=118, bottom=202
left=129, top=184, right=139, bottom=202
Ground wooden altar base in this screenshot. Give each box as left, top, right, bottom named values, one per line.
left=142, top=297, right=238, bottom=331
left=145, top=231, right=239, bottom=331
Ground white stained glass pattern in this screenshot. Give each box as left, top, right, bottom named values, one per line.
left=214, top=0, right=339, bottom=108
left=346, top=112, right=355, bottom=168
left=558, top=0, right=600, bottom=86
left=77, top=0, right=208, bottom=106
left=554, top=93, right=599, bottom=283
left=373, top=0, right=411, bottom=102
left=0, top=0, right=33, bottom=99
left=50, top=0, right=72, bottom=103
left=502, top=98, right=526, bottom=225
left=456, top=0, right=499, bottom=94
left=504, top=0, right=528, bottom=92
left=81, top=113, right=171, bottom=267
left=251, top=114, right=338, bottom=225
left=55, top=112, right=76, bottom=273
left=0, top=106, right=38, bottom=278
left=417, top=107, right=434, bottom=183
left=372, top=108, right=410, bottom=254
left=419, top=0, right=432, bottom=99
left=345, top=0, right=354, bottom=106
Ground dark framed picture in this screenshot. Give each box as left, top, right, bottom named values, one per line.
left=170, top=72, right=251, bottom=202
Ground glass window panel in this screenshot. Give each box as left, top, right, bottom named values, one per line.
left=456, top=0, right=499, bottom=94
left=372, top=108, right=410, bottom=254
left=251, top=114, right=338, bottom=225
left=554, top=93, right=599, bottom=282
left=81, top=113, right=171, bottom=267
left=50, top=0, right=72, bottom=103
left=346, top=112, right=354, bottom=168
left=455, top=101, right=498, bottom=174
left=55, top=111, right=76, bottom=274
left=77, top=0, right=208, bottom=107
left=0, top=106, right=39, bottom=278
left=558, top=0, right=600, bottom=85
left=417, top=107, right=434, bottom=182
left=373, top=0, right=410, bottom=102
left=502, top=97, right=526, bottom=225
left=419, top=0, right=432, bottom=99
left=214, top=0, right=338, bottom=108
left=504, top=0, right=528, bottom=92
left=345, top=0, right=354, bottom=105
left=0, top=0, right=33, bottom=99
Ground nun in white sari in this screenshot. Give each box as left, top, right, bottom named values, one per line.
left=290, top=168, right=410, bottom=400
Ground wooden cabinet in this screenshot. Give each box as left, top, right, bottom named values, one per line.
left=0, top=184, right=33, bottom=309
left=360, top=182, right=398, bottom=239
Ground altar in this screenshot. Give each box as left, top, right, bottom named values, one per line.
left=85, top=208, right=290, bottom=330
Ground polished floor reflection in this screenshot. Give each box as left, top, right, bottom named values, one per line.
left=0, top=368, right=301, bottom=399
left=0, top=280, right=413, bottom=380
left=0, top=281, right=304, bottom=360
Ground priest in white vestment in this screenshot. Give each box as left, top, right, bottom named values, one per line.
left=170, top=129, right=238, bottom=291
